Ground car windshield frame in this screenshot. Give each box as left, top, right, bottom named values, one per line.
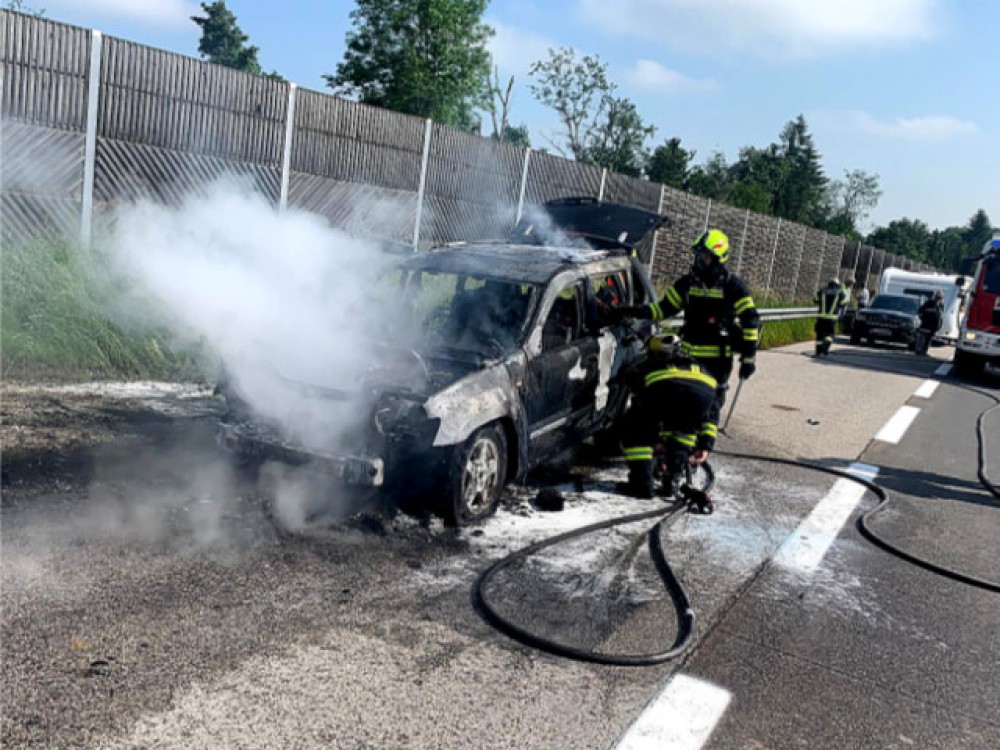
left=868, top=294, right=920, bottom=313
left=373, top=266, right=541, bottom=357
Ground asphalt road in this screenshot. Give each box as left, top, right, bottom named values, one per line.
left=2, top=338, right=997, bottom=749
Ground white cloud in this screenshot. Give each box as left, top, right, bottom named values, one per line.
left=46, top=0, right=199, bottom=28
left=623, top=59, right=718, bottom=94
left=854, top=112, right=978, bottom=141
left=487, top=19, right=559, bottom=78
left=578, top=0, right=942, bottom=58
left=819, top=110, right=978, bottom=142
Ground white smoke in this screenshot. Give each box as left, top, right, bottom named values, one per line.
left=108, top=179, right=405, bottom=450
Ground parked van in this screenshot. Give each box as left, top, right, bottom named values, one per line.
left=878, top=268, right=970, bottom=342
left=954, top=235, right=1000, bottom=377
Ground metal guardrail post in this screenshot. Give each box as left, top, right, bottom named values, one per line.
left=702, top=198, right=712, bottom=232
left=764, top=218, right=781, bottom=298
left=598, top=168, right=607, bottom=201
left=412, top=118, right=433, bottom=251
left=80, top=29, right=102, bottom=247
left=515, top=148, right=531, bottom=224
left=647, top=183, right=666, bottom=277
left=278, top=83, right=297, bottom=213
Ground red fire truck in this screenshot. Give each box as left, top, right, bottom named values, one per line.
left=954, top=234, right=1000, bottom=377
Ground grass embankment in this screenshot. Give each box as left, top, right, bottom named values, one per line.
left=2, top=240, right=204, bottom=382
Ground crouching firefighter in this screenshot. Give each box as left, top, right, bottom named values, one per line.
left=617, top=335, right=717, bottom=505
left=605, top=229, right=760, bottom=450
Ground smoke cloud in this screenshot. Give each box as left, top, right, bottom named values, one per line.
left=108, top=179, right=403, bottom=450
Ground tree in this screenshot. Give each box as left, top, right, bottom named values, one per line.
left=773, top=115, right=827, bottom=224
left=961, top=209, right=994, bottom=258
left=493, top=124, right=530, bottom=149
left=581, top=97, right=655, bottom=176
left=686, top=152, right=730, bottom=200
left=820, top=169, right=882, bottom=238
left=647, top=138, right=695, bottom=189
left=5, top=0, right=44, bottom=14
left=191, top=2, right=263, bottom=75
left=529, top=48, right=612, bottom=159
left=327, top=0, right=493, bottom=131
left=484, top=68, right=530, bottom=147
left=726, top=144, right=786, bottom=214
left=867, top=218, right=933, bottom=263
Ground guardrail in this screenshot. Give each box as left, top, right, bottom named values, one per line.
left=667, top=307, right=816, bottom=324
left=758, top=307, right=816, bottom=321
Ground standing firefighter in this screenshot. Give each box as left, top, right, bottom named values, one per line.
left=617, top=335, right=717, bottom=499
left=814, top=278, right=847, bottom=356
left=607, top=229, right=760, bottom=458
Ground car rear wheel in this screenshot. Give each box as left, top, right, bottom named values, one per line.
left=441, top=424, right=508, bottom=527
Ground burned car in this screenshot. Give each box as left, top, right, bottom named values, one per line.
left=218, top=198, right=665, bottom=525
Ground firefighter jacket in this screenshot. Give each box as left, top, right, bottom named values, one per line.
left=621, top=355, right=718, bottom=464
left=627, top=269, right=760, bottom=363
left=815, top=285, right=845, bottom=320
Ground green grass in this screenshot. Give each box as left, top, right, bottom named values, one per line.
left=2, top=239, right=207, bottom=381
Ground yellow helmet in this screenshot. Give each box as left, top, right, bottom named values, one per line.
left=692, top=229, right=730, bottom=264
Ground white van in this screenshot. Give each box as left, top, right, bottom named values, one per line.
left=877, top=268, right=970, bottom=342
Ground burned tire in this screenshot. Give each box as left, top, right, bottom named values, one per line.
left=441, top=424, right=508, bottom=527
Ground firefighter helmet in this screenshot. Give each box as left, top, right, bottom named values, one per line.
left=692, top=229, right=730, bottom=264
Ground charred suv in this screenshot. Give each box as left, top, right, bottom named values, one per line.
left=218, top=199, right=665, bottom=525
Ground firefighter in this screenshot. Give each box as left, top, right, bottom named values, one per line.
left=605, top=229, right=760, bottom=459
left=814, top=278, right=846, bottom=356
left=617, top=335, right=717, bottom=498
left=915, top=290, right=944, bottom=355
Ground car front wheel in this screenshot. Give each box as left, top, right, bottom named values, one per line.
left=441, top=424, right=508, bottom=527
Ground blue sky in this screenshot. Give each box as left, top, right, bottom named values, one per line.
left=36, top=0, right=999, bottom=232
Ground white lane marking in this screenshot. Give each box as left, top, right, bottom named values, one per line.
left=934, top=363, right=952, bottom=377
left=612, top=674, right=732, bottom=750
left=773, top=462, right=880, bottom=574
left=914, top=379, right=940, bottom=399
left=875, top=405, right=921, bottom=444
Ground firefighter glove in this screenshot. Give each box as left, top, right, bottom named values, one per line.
left=739, top=357, right=756, bottom=380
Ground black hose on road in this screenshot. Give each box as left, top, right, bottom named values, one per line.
left=474, top=384, right=998, bottom=665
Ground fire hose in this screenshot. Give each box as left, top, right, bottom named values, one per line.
left=472, top=378, right=999, bottom=666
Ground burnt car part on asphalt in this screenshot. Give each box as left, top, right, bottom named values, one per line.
left=217, top=198, right=667, bottom=526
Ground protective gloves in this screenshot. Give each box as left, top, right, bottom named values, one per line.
left=739, top=357, right=756, bottom=380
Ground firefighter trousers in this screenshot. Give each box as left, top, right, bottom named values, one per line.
left=621, top=378, right=716, bottom=494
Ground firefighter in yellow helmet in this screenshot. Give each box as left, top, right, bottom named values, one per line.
left=606, top=229, right=760, bottom=463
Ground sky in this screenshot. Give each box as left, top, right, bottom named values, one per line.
left=29, top=0, right=999, bottom=232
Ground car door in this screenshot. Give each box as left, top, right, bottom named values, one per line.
left=522, top=279, right=600, bottom=458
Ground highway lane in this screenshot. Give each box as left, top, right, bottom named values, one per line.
left=625, top=348, right=999, bottom=749
left=2, top=339, right=992, bottom=749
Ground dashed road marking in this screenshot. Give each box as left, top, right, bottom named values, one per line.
left=773, top=462, right=880, bottom=574
left=914, top=379, right=940, bottom=399
left=875, top=405, right=920, bottom=444
left=612, top=673, right=732, bottom=750
left=934, top=362, right=952, bottom=377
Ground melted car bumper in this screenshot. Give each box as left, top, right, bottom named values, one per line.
left=217, top=422, right=385, bottom=486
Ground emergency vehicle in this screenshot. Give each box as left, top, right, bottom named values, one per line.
left=954, top=235, right=1000, bottom=377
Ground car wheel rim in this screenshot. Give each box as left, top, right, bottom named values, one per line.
left=461, top=437, right=500, bottom=515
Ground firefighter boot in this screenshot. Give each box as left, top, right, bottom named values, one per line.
left=617, top=460, right=654, bottom=499
left=658, top=448, right=688, bottom=499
